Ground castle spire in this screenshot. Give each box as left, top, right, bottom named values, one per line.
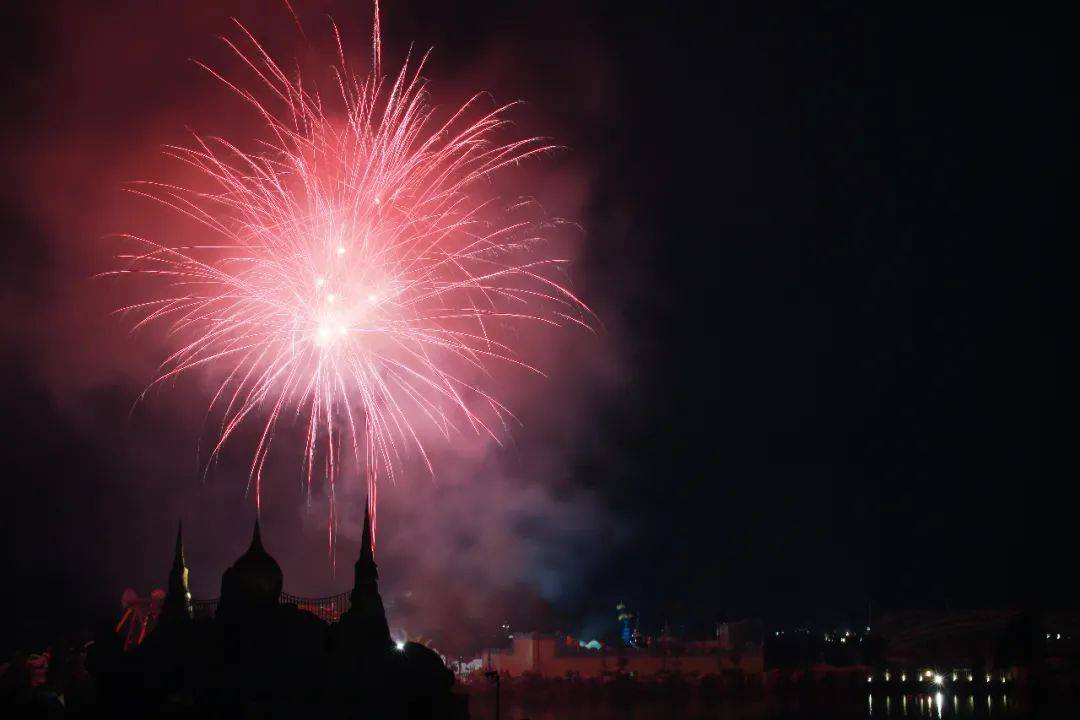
left=161, top=519, right=192, bottom=623
left=250, top=517, right=264, bottom=552
left=355, top=500, right=378, bottom=586
left=342, top=498, right=391, bottom=651
left=173, top=520, right=185, bottom=569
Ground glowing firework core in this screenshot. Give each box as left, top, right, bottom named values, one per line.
left=112, top=4, right=590, bottom=556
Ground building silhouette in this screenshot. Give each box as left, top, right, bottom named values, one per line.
left=87, top=505, right=468, bottom=718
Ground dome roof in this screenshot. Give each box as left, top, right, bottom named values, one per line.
left=221, top=520, right=283, bottom=608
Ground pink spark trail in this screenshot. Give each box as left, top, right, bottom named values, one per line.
left=109, top=3, right=592, bottom=561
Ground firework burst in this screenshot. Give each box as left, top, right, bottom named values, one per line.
left=109, top=3, right=591, bottom=558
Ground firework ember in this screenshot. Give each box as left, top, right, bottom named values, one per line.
left=109, top=2, right=591, bottom=556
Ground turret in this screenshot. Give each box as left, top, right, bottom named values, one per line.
left=217, top=518, right=284, bottom=619
left=354, top=501, right=378, bottom=590
left=340, top=500, right=391, bottom=651
left=160, top=520, right=192, bottom=623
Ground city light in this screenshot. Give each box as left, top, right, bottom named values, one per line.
left=395, top=641, right=405, bottom=651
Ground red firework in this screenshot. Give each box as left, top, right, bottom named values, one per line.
left=109, top=2, right=591, bottom=557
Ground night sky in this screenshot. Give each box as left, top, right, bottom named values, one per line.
left=0, top=2, right=1069, bottom=656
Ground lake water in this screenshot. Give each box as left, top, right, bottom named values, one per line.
left=467, top=693, right=1073, bottom=720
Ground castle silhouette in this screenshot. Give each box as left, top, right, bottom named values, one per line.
left=87, top=505, right=469, bottom=718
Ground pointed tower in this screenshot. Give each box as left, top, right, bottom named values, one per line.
left=354, top=501, right=378, bottom=589
left=160, top=520, right=192, bottom=623
left=217, top=518, right=284, bottom=619
left=251, top=518, right=265, bottom=552
left=340, top=500, right=391, bottom=651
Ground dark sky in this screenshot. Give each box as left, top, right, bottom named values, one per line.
left=0, top=2, right=1069, bottom=656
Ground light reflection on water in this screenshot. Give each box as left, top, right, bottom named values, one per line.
left=868, top=692, right=1010, bottom=717
left=484, top=693, right=1047, bottom=720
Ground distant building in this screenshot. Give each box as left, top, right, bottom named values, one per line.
left=877, top=609, right=1027, bottom=669
left=482, top=622, right=764, bottom=679
left=717, top=618, right=763, bottom=652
